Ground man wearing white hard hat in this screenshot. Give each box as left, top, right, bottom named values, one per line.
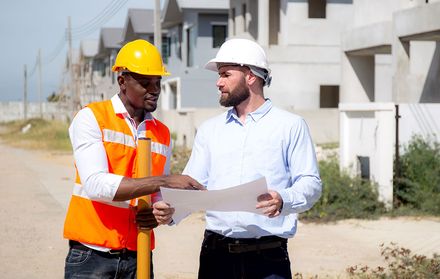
left=155, top=38, right=322, bottom=278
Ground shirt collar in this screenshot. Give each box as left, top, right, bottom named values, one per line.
left=111, top=94, right=156, bottom=125
left=226, top=99, right=272, bottom=123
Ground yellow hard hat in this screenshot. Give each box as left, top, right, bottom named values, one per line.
left=112, top=39, right=170, bottom=76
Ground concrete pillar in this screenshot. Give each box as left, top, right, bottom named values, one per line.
left=392, top=36, right=411, bottom=103
left=279, top=0, right=288, bottom=46
left=235, top=2, right=245, bottom=35
left=258, top=0, right=269, bottom=46
left=375, top=106, right=395, bottom=208
left=228, top=6, right=235, bottom=37
left=341, top=53, right=375, bottom=103
left=339, top=108, right=351, bottom=168
left=339, top=103, right=395, bottom=209
left=176, top=79, right=182, bottom=110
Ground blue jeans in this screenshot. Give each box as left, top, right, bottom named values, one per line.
left=198, top=230, right=292, bottom=279
left=64, top=244, right=153, bottom=279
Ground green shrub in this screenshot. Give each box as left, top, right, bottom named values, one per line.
left=347, top=243, right=440, bottom=279
left=302, top=158, right=385, bottom=221
left=394, top=135, right=440, bottom=215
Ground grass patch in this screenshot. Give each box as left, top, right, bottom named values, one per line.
left=0, top=118, right=71, bottom=151
left=170, top=146, right=192, bottom=174
left=317, top=142, right=339, bottom=149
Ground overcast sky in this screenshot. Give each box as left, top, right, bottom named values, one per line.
left=0, top=0, right=154, bottom=102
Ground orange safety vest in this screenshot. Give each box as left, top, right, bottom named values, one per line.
left=63, top=100, right=170, bottom=251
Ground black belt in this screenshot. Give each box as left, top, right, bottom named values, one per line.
left=204, top=230, right=287, bottom=254
left=69, top=240, right=137, bottom=258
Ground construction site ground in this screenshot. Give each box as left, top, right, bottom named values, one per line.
left=0, top=142, right=439, bottom=279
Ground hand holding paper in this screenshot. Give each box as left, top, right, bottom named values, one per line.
left=160, top=177, right=268, bottom=224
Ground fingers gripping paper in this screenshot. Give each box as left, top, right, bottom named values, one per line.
left=160, top=177, right=268, bottom=224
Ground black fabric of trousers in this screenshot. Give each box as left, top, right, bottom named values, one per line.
left=198, top=230, right=292, bottom=279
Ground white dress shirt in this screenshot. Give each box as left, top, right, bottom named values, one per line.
left=183, top=99, right=322, bottom=239
left=69, top=94, right=171, bottom=251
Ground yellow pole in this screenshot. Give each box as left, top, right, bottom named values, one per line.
left=136, top=137, right=151, bottom=279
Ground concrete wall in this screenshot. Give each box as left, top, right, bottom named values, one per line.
left=270, top=0, right=353, bottom=109
left=0, top=102, right=71, bottom=123
left=351, top=0, right=402, bottom=27
left=394, top=41, right=440, bottom=103
left=266, top=45, right=342, bottom=109
left=228, top=0, right=354, bottom=110
left=269, top=0, right=349, bottom=109
left=399, top=103, right=440, bottom=145
left=341, top=1, right=440, bottom=104
left=339, top=102, right=440, bottom=208
left=393, top=1, right=440, bottom=103
left=157, top=107, right=339, bottom=148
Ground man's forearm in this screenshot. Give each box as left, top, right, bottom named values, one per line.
left=113, top=174, right=205, bottom=201
left=113, top=176, right=167, bottom=201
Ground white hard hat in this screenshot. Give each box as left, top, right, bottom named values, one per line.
left=205, top=38, right=272, bottom=86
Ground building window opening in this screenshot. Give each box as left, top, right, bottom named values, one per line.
left=309, top=0, right=326, bottom=19
left=212, top=25, right=227, bottom=48
left=357, top=156, right=370, bottom=180
left=162, top=36, right=171, bottom=64
left=319, top=85, right=339, bottom=108
left=186, top=26, right=194, bottom=67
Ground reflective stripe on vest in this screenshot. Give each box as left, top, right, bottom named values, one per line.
left=72, top=183, right=131, bottom=208
left=64, top=99, right=170, bottom=251
left=102, top=129, right=169, bottom=157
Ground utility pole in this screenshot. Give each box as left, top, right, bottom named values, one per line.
left=23, top=64, right=28, bottom=120
left=68, top=16, right=75, bottom=114
left=38, top=48, right=43, bottom=118
left=154, top=0, right=162, bottom=51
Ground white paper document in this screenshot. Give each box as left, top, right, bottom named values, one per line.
left=160, top=177, right=268, bottom=224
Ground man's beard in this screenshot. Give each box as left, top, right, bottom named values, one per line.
left=219, top=84, right=250, bottom=107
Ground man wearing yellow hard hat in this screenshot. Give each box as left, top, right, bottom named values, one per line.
left=63, top=39, right=204, bottom=278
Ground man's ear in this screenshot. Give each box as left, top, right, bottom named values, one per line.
left=117, top=75, right=126, bottom=90
left=246, top=71, right=258, bottom=86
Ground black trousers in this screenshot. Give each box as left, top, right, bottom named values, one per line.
left=198, top=230, right=292, bottom=279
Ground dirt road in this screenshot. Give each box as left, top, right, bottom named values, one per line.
left=0, top=142, right=439, bottom=278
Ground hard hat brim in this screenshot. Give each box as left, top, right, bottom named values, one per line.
left=112, top=65, right=171, bottom=76
left=204, top=59, right=219, bottom=72
left=204, top=59, right=244, bottom=72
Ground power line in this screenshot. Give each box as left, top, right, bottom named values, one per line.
left=28, top=55, right=38, bottom=77
left=72, top=0, right=128, bottom=40
left=45, top=34, right=67, bottom=64
left=33, top=0, right=129, bottom=68
left=71, top=0, right=129, bottom=40
left=71, top=0, right=124, bottom=33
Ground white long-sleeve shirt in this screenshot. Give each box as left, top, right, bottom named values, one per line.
left=69, top=94, right=171, bottom=203
left=183, top=99, right=322, bottom=239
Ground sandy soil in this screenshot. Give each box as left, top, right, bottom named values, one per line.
left=0, top=142, right=439, bottom=279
